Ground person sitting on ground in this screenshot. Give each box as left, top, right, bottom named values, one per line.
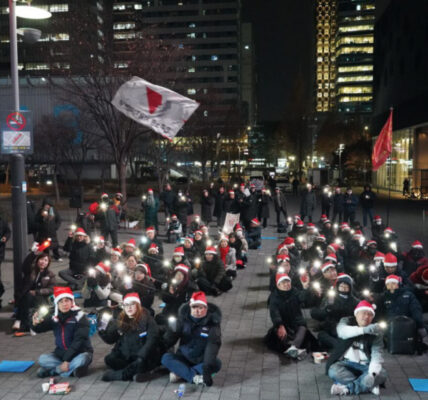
left=311, top=273, right=359, bottom=350
left=327, top=301, right=386, bottom=396
left=234, top=224, right=248, bottom=263
left=166, top=215, right=183, bottom=243
left=155, top=264, right=198, bottom=326
left=196, top=247, right=232, bottom=296
left=218, top=236, right=237, bottom=279
left=228, top=232, right=245, bottom=269
left=92, top=236, right=109, bottom=264
left=98, top=292, right=160, bottom=382
left=143, top=243, right=165, bottom=287
left=193, top=230, right=206, bottom=258
left=264, top=273, right=308, bottom=360
left=161, top=291, right=222, bottom=386
left=376, top=274, right=428, bottom=347
left=13, top=249, right=55, bottom=335
left=246, top=218, right=262, bottom=249
left=139, top=226, right=164, bottom=256
left=121, top=239, right=138, bottom=259
left=31, top=287, right=93, bottom=378
left=60, top=228, right=94, bottom=290
left=81, top=262, right=112, bottom=309
left=402, top=240, right=426, bottom=275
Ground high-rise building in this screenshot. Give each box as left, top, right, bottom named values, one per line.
left=315, top=0, right=337, bottom=113
left=335, top=0, right=375, bottom=114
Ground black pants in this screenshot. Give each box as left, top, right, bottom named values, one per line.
left=276, top=208, right=287, bottom=225
left=344, top=211, right=355, bottom=224
left=102, top=229, right=118, bottom=248
left=332, top=210, right=343, bottom=223
left=197, top=276, right=232, bottom=295
left=317, top=330, right=339, bottom=350
left=247, top=238, right=261, bottom=249
left=16, top=292, right=48, bottom=330
left=264, top=325, right=307, bottom=353
left=321, top=205, right=330, bottom=218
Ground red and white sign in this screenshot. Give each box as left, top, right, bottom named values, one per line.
left=6, top=111, right=26, bottom=131
left=111, top=76, right=199, bottom=140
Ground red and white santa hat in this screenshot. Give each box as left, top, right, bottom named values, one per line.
left=101, top=193, right=109, bottom=199
left=277, top=244, right=288, bottom=254
left=307, top=223, right=316, bottom=230
left=190, top=291, right=207, bottom=307
left=234, top=224, right=243, bottom=232
left=228, top=189, right=234, bottom=194
left=336, top=273, right=353, bottom=288
left=250, top=183, right=256, bottom=188
left=320, top=214, right=328, bottom=222
left=219, top=236, right=229, bottom=243
left=276, top=273, right=291, bottom=285
left=174, top=264, right=189, bottom=275
left=125, top=238, right=136, bottom=248
left=147, top=188, right=153, bottom=193
left=373, top=215, right=382, bottom=222
left=123, top=292, right=141, bottom=305
left=366, top=240, right=377, bottom=247
left=374, top=251, right=385, bottom=261
left=149, top=243, right=159, bottom=253
left=321, top=261, right=335, bottom=273
left=384, top=227, right=394, bottom=234
left=115, top=192, right=123, bottom=199
left=95, top=262, right=111, bottom=274
left=205, top=246, right=217, bottom=255
left=136, top=263, right=152, bottom=277
left=422, top=269, right=428, bottom=284
left=294, top=214, right=301, bottom=221
left=327, top=243, right=340, bottom=253
left=146, top=226, right=156, bottom=234
left=171, top=214, right=178, bottom=219
left=385, top=274, right=401, bottom=285
left=88, top=202, right=99, bottom=215
left=412, top=240, right=423, bottom=249
left=325, top=252, right=337, bottom=263
left=173, top=246, right=185, bottom=257
left=111, top=247, right=122, bottom=257
left=195, top=229, right=203, bottom=236
left=53, top=286, right=77, bottom=316
left=98, top=236, right=105, bottom=243
left=323, top=219, right=331, bottom=225
left=276, top=254, right=290, bottom=263
left=340, top=222, right=350, bottom=231
left=75, top=227, right=87, bottom=236
left=354, top=300, right=375, bottom=317
left=316, top=234, right=326, bottom=242
left=184, top=236, right=194, bottom=245
left=353, top=230, right=363, bottom=239
left=251, top=218, right=260, bottom=226
left=296, top=220, right=304, bottom=227
left=240, top=183, right=245, bottom=187
left=384, top=253, right=397, bottom=267
left=283, top=237, right=295, bottom=247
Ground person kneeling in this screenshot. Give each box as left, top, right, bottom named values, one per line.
left=161, top=291, right=222, bottom=386
left=99, top=292, right=160, bottom=382
left=31, top=287, right=93, bottom=378
left=265, top=273, right=308, bottom=360
left=327, top=301, right=386, bottom=396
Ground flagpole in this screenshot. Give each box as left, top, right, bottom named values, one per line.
left=386, top=107, right=393, bottom=226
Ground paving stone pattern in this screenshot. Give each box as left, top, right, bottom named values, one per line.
left=0, top=196, right=427, bottom=399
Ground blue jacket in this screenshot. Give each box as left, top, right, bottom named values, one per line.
left=31, top=309, right=93, bottom=362
left=164, top=303, right=222, bottom=369
left=343, top=193, right=358, bottom=213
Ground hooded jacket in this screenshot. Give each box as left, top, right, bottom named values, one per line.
left=198, top=255, right=226, bottom=285
left=163, top=302, right=222, bottom=369
left=63, top=237, right=94, bottom=275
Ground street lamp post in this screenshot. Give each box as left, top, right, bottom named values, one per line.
left=8, top=0, right=51, bottom=301
left=337, top=143, right=345, bottom=184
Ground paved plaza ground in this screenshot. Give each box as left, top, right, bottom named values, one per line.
left=0, top=193, right=427, bottom=400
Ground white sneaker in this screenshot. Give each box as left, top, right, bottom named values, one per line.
left=285, top=345, right=298, bottom=358
left=330, top=383, right=349, bottom=396
left=371, top=386, right=380, bottom=396
left=169, top=372, right=180, bottom=383
left=192, top=374, right=204, bottom=385
left=297, top=348, right=307, bottom=360
left=12, top=320, right=21, bottom=331
left=30, top=329, right=37, bottom=336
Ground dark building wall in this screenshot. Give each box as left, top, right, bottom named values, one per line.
left=373, top=0, right=428, bottom=132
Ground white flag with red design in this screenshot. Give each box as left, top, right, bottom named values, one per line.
left=111, top=76, right=199, bottom=140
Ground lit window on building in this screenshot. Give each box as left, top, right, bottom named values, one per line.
left=203, top=110, right=208, bottom=117
left=336, top=36, right=373, bottom=46
left=187, top=88, right=196, bottom=95
left=338, top=95, right=373, bottom=103
left=113, top=4, right=126, bottom=10
left=188, top=67, right=195, bottom=73
left=338, top=65, right=373, bottom=73
left=336, top=46, right=373, bottom=56
left=51, top=33, right=70, bottom=41
left=50, top=4, right=69, bottom=12
left=211, top=55, right=218, bottom=61
left=338, top=25, right=373, bottom=33
left=187, top=33, right=196, bottom=38
left=26, top=63, right=50, bottom=70
left=338, top=86, right=372, bottom=94
left=134, top=4, right=143, bottom=9
left=114, top=62, right=129, bottom=69
left=337, top=75, right=373, bottom=83
left=114, top=32, right=136, bottom=40
left=113, top=22, right=136, bottom=30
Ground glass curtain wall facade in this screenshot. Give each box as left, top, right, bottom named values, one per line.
left=335, top=0, right=374, bottom=114
left=315, top=0, right=337, bottom=112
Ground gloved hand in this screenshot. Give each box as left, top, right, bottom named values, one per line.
left=87, top=277, right=97, bottom=288
left=363, top=323, right=383, bottom=336
left=202, top=367, right=213, bottom=387
left=368, top=361, right=382, bottom=376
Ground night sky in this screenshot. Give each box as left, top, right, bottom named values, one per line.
left=242, top=0, right=315, bottom=122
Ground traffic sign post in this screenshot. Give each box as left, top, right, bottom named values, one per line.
left=1, top=110, right=33, bottom=154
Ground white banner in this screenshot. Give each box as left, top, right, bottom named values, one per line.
left=111, top=76, right=199, bottom=140
left=223, top=213, right=240, bottom=235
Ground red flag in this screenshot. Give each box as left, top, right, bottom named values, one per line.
left=372, top=109, right=393, bottom=171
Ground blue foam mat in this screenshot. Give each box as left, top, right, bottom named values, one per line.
left=409, top=379, right=428, bottom=392
left=261, top=236, right=278, bottom=240
left=0, top=360, right=34, bottom=373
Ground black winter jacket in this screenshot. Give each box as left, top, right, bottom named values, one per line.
left=63, top=237, right=94, bottom=275
left=268, top=288, right=306, bottom=331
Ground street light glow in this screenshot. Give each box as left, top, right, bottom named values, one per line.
left=14, top=5, right=52, bottom=19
